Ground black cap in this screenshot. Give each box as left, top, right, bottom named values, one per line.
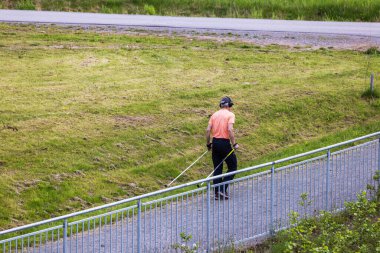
left=219, top=96, right=234, bottom=108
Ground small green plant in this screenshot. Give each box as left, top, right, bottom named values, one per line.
left=100, top=5, right=114, bottom=14
left=365, top=47, right=380, bottom=55
left=172, top=232, right=199, bottom=253
left=298, top=192, right=312, bottom=218
left=16, top=0, right=35, bottom=10
left=213, top=237, right=238, bottom=253
left=143, top=4, right=156, bottom=15
left=367, top=171, right=380, bottom=202
left=283, top=190, right=380, bottom=253
left=361, top=87, right=380, bottom=99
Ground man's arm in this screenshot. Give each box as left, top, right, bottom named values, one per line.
left=228, top=123, right=239, bottom=149
left=206, top=123, right=212, bottom=145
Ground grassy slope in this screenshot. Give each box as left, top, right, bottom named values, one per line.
left=1, top=0, right=380, bottom=22
left=0, top=24, right=379, bottom=230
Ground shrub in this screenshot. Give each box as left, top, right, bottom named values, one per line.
left=365, top=47, right=380, bottom=55
left=144, top=4, right=156, bottom=15
left=16, top=0, right=35, bottom=10
left=283, top=191, right=380, bottom=253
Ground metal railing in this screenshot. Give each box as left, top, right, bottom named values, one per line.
left=1, top=132, right=380, bottom=252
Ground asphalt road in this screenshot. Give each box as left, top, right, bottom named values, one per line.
left=1, top=10, right=380, bottom=37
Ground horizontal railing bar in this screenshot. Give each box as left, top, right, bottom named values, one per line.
left=143, top=186, right=206, bottom=206
left=0, top=225, right=62, bottom=244
left=273, top=132, right=380, bottom=164
left=68, top=205, right=137, bottom=226
left=214, top=169, right=271, bottom=188
left=1, top=131, right=379, bottom=236
left=330, top=139, right=376, bottom=155
left=275, top=154, right=326, bottom=173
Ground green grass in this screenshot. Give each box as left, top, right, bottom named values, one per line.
left=1, top=0, right=380, bottom=21
left=0, top=23, right=379, bottom=231
left=362, top=87, right=380, bottom=99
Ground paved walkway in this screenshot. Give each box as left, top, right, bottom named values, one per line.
left=1, top=10, right=380, bottom=37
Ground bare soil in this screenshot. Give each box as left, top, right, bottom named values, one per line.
left=74, top=24, right=380, bottom=51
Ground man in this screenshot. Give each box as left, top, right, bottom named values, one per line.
left=206, top=96, right=239, bottom=200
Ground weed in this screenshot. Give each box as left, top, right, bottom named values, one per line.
left=100, top=5, right=114, bottom=14
left=171, top=232, right=199, bottom=253
left=144, top=4, right=156, bottom=15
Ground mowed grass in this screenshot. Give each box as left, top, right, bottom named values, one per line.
left=2, top=0, right=380, bottom=22
left=0, top=23, right=379, bottom=230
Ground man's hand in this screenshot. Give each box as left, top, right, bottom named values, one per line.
left=207, top=143, right=212, bottom=151
left=233, top=143, right=239, bottom=150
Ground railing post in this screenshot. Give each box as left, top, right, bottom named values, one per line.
left=270, top=164, right=275, bottom=235
left=137, top=200, right=142, bottom=253
left=325, top=150, right=331, bottom=210
left=378, top=138, right=380, bottom=172
left=62, top=219, right=68, bottom=253
left=378, top=139, right=380, bottom=189
left=206, top=182, right=211, bottom=252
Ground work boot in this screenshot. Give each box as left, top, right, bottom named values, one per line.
left=219, top=191, right=229, bottom=200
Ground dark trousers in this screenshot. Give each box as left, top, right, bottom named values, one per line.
left=212, top=138, right=237, bottom=193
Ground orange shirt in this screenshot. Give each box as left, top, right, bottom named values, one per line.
left=209, top=108, right=235, bottom=139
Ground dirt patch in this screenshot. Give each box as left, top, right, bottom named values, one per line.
left=176, top=108, right=210, bottom=117
left=21, top=179, right=42, bottom=188
left=9, top=23, right=379, bottom=51
left=50, top=173, right=72, bottom=183
left=13, top=179, right=42, bottom=195
left=70, top=196, right=92, bottom=208
left=81, top=56, right=109, bottom=67
left=114, top=115, right=154, bottom=127
left=2, top=124, right=18, bottom=131
left=72, top=24, right=380, bottom=51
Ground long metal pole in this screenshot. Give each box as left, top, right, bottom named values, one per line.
left=166, top=150, right=208, bottom=187
left=325, top=150, right=331, bottom=210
